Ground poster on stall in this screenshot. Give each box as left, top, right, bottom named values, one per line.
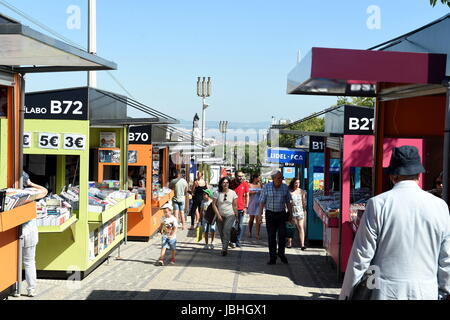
left=313, top=173, right=325, bottom=190
left=283, top=167, right=295, bottom=179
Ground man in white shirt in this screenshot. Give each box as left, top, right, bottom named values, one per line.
left=340, top=146, right=450, bottom=300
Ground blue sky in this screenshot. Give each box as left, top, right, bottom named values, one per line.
left=1, top=0, right=449, bottom=123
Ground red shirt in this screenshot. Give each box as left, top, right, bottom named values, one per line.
left=231, top=180, right=249, bottom=210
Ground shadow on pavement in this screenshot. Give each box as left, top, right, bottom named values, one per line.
left=85, top=288, right=337, bottom=300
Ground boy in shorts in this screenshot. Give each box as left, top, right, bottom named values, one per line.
left=156, top=202, right=178, bottom=266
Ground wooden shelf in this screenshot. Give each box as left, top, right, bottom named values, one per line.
left=0, top=202, right=37, bottom=232
left=38, top=216, right=78, bottom=233
left=88, top=195, right=135, bottom=224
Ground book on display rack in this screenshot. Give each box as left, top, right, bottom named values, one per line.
left=0, top=188, right=41, bottom=212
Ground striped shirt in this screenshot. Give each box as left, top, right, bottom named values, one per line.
left=259, top=183, right=292, bottom=212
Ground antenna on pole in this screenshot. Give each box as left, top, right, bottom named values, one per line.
left=297, top=50, right=301, bottom=64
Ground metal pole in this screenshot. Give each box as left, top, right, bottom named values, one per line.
left=88, top=0, right=97, bottom=88
left=202, top=98, right=206, bottom=152
left=443, top=81, right=450, bottom=204
left=122, top=125, right=128, bottom=247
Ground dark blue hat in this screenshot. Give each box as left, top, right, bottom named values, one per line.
left=387, top=146, right=425, bottom=175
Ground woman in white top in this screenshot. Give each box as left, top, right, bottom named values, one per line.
left=212, top=176, right=238, bottom=256
left=247, top=174, right=263, bottom=240
left=287, top=178, right=307, bottom=250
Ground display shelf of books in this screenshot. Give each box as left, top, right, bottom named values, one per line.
left=88, top=213, right=124, bottom=266
left=128, top=200, right=145, bottom=213
left=313, top=196, right=340, bottom=228
left=38, top=215, right=78, bottom=233
left=0, top=201, right=36, bottom=232
left=151, top=189, right=173, bottom=208
left=88, top=194, right=135, bottom=224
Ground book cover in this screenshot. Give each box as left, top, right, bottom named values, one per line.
left=100, top=132, right=116, bottom=148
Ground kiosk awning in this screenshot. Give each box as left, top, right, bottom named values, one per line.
left=287, top=47, right=447, bottom=97
left=0, top=14, right=116, bottom=73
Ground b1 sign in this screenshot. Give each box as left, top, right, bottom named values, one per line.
left=267, top=148, right=306, bottom=165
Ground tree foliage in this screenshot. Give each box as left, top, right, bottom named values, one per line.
left=279, top=117, right=325, bottom=148
left=430, top=0, right=450, bottom=7
left=337, top=96, right=375, bottom=108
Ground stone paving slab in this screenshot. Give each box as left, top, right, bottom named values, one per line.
left=12, top=215, right=342, bottom=300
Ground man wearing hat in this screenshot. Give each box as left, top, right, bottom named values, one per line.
left=340, top=145, right=450, bottom=300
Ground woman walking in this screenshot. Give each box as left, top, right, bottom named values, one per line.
left=247, top=174, right=263, bottom=240
left=212, top=176, right=238, bottom=256
left=189, top=171, right=209, bottom=229
left=287, top=178, right=307, bottom=250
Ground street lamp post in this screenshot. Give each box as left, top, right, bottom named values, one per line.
left=219, top=120, right=228, bottom=163
left=196, top=77, right=212, bottom=154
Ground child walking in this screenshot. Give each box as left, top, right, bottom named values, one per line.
left=156, top=202, right=178, bottom=266
left=201, top=189, right=216, bottom=249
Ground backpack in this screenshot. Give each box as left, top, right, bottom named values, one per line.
left=203, top=203, right=216, bottom=224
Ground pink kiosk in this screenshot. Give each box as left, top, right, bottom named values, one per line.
left=318, top=105, right=423, bottom=278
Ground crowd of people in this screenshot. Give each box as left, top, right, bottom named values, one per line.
left=160, top=169, right=308, bottom=265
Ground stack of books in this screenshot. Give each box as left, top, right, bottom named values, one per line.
left=36, top=194, right=73, bottom=227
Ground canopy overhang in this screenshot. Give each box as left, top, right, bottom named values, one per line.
left=287, top=47, right=447, bottom=97
left=0, top=15, right=116, bottom=73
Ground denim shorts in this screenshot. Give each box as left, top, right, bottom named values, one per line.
left=202, top=220, right=217, bottom=233
left=172, top=200, right=185, bottom=212
left=161, top=235, right=177, bottom=250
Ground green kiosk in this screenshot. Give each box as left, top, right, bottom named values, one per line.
left=23, top=87, right=176, bottom=279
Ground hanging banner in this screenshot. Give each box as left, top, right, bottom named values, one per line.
left=267, top=148, right=306, bottom=165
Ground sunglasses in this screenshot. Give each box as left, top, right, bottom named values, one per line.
left=224, top=194, right=227, bottom=201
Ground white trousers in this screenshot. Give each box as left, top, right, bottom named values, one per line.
left=23, top=246, right=37, bottom=292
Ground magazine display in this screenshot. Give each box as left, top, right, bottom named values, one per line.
left=36, top=195, right=73, bottom=227
left=88, top=213, right=124, bottom=261
left=0, top=188, right=41, bottom=212
left=88, top=182, right=132, bottom=213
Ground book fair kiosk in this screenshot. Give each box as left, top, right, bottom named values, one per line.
left=0, top=14, right=116, bottom=298
left=22, top=86, right=177, bottom=279
left=286, top=20, right=450, bottom=272
left=314, top=105, right=424, bottom=276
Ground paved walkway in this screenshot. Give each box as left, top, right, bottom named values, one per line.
left=13, top=216, right=342, bottom=300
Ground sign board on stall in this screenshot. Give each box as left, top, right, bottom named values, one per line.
left=309, top=136, right=325, bottom=153
left=25, top=88, right=88, bottom=120
left=267, top=148, right=306, bottom=165
left=128, top=125, right=152, bottom=145
left=344, top=106, right=374, bottom=135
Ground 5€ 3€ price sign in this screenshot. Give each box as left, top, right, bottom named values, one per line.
left=39, top=133, right=60, bottom=149
left=63, top=134, right=86, bottom=150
